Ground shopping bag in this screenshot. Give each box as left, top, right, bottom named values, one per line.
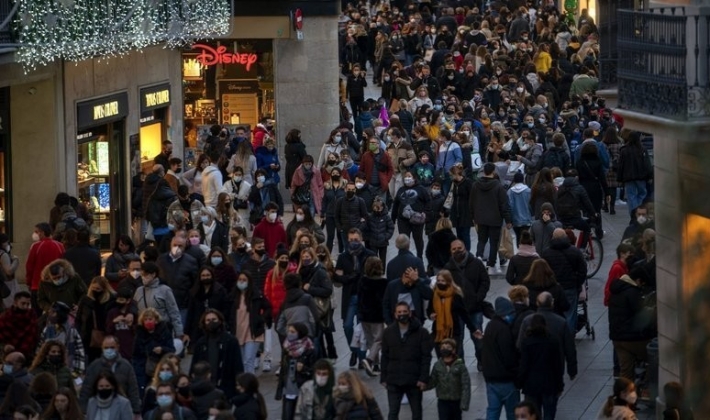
left=498, top=228, right=515, bottom=260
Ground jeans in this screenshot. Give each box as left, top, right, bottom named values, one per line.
left=624, top=180, right=647, bottom=216
left=398, top=219, right=424, bottom=259
left=525, top=393, right=559, bottom=420
left=325, top=216, right=344, bottom=253
left=476, top=224, right=502, bottom=267
left=437, top=399, right=462, bottom=420
left=387, top=384, right=423, bottom=420
left=563, top=287, right=579, bottom=333
left=241, top=341, right=261, bottom=374
left=343, top=295, right=359, bottom=352
left=485, top=381, right=520, bottom=420
left=456, top=226, right=471, bottom=251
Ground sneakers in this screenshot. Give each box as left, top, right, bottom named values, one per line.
left=349, top=352, right=358, bottom=369
left=361, top=359, right=377, bottom=377
left=487, top=266, right=502, bottom=275
left=262, top=358, right=272, bottom=373
left=401, top=394, right=409, bottom=405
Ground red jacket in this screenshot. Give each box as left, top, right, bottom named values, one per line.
left=263, top=268, right=286, bottom=318
left=604, top=259, right=628, bottom=306
left=359, top=150, right=394, bottom=192
left=25, top=238, right=65, bottom=291
left=252, top=219, right=287, bottom=258
left=0, top=306, right=38, bottom=358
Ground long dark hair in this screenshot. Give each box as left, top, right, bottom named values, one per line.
left=522, top=259, right=557, bottom=288
left=0, top=382, right=38, bottom=414
left=92, top=370, right=125, bottom=397
left=113, top=235, right=135, bottom=253
left=233, top=270, right=256, bottom=303
left=236, top=373, right=267, bottom=420
left=41, top=387, right=83, bottom=419
left=530, top=168, right=555, bottom=206
left=285, top=129, right=302, bottom=144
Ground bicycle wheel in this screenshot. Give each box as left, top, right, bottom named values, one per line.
left=585, top=237, right=604, bottom=278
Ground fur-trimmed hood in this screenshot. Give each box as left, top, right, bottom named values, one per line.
left=40, top=258, right=76, bottom=282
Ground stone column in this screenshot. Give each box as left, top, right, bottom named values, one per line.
left=273, top=15, right=340, bottom=200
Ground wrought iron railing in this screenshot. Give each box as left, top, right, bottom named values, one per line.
left=598, top=0, right=635, bottom=88
left=617, top=8, right=710, bottom=120
left=0, top=0, right=17, bottom=46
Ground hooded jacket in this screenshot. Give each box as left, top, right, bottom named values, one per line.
left=505, top=245, right=539, bottom=286
left=380, top=317, right=433, bottom=386
left=37, top=259, right=88, bottom=312
left=201, top=164, right=223, bottom=208
left=481, top=316, right=519, bottom=383
left=276, top=288, right=319, bottom=337
left=470, top=176, right=512, bottom=226
left=190, top=379, right=225, bottom=419
left=364, top=209, right=395, bottom=248
left=425, top=228, right=457, bottom=270
left=252, top=218, right=287, bottom=259
left=516, top=307, right=578, bottom=377
left=146, top=179, right=177, bottom=228
left=608, top=275, right=657, bottom=342
left=556, top=176, right=595, bottom=219
left=507, top=183, right=533, bottom=227
left=541, top=237, right=587, bottom=290
left=428, top=357, right=471, bottom=409
left=25, top=237, right=65, bottom=291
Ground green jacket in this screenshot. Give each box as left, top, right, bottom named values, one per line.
left=31, top=360, right=74, bottom=390
left=428, top=357, right=471, bottom=411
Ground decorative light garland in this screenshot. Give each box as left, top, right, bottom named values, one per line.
left=15, top=0, right=231, bottom=71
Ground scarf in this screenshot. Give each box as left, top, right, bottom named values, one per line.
left=432, top=286, right=456, bottom=342
left=517, top=244, right=539, bottom=258
left=283, top=336, right=314, bottom=358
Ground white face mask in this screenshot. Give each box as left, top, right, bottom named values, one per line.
left=296, top=214, right=304, bottom=222
left=337, top=385, right=350, bottom=393
left=355, top=182, right=364, bottom=190
left=257, top=175, right=266, bottom=184
left=637, top=216, right=647, bottom=224
left=131, top=270, right=141, bottom=279
left=32, top=232, right=40, bottom=242
left=315, top=375, right=328, bottom=387
left=516, top=87, right=524, bottom=93
left=268, top=212, right=277, bottom=222
left=624, top=391, right=638, bottom=405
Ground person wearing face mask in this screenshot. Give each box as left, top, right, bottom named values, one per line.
left=206, top=247, right=238, bottom=292
left=483, top=76, right=503, bottom=109
left=156, top=236, right=199, bottom=329
left=597, top=377, right=638, bottom=420
left=183, top=361, right=225, bottom=420
left=317, top=130, right=348, bottom=170
left=285, top=129, right=307, bottom=188
left=363, top=197, right=394, bottom=262
left=37, top=259, right=86, bottom=315
left=391, top=170, right=430, bottom=259
left=251, top=116, right=274, bottom=152
left=294, top=358, right=336, bottom=419
left=286, top=205, right=325, bottom=247
left=145, top=382, right=198, bottom=420
left=25, top=222, right=65, bottom=314
left=275, top=322, right=316, bottom=417
left=252, top=202, right=287, bottom=256
left=0, top=234, right=18, bottom=310
left=321, top=168, right=347, bottom=253
left=0, top=292, right=38, bottom=362
left=164, top=157, right=184, bottom=194
left=345, top=64, right=367, bottom=121
left=133, top=261, right=184, bottom=341
left=517, top=313, right=564, bottom=420
left=385, top=127, right=417, bottom=199
left=299, top=247, right=333, bottom=357
left=227, top=270, right=272, bottom=375
left=105, top=287, right=139, bottom=360
left=79, top=336, right=141, bottom=414
left=428, top=269, right=478, bottom=357
left=133, top=308, right=175, bottom=393
left=104, top=235, right=139, bottom=290
left=290, top=155, right=324, bottom=221
left=254, top=136, right=282, bottom=185
left=86, top=371, right=136, bottom=420
left=186, top=266, right=230, bottom=348
left=75, top=276, right=115, bottom=363
left=480, top=297, right=521, bottom=419
left=195, top=206, right=229, bottom=252
left=28, top=342, right=73, bottom=390
left=141, top=357, right=181, bottom=416
left=332, top=370, right=383, bottom=419
left=427, top=338, right=471, bottom=420
left=227, top=373, right=267, bottom=420
left=146, top=166, right=179, bottom=245
left=182, top=154, right=211, bottom=199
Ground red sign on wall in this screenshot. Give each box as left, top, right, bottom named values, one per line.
left=192, top=44, right=258, bottom=71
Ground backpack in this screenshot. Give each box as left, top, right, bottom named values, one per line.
left=555, top=185, right=579, bottom=218
left=63, top=216, right=88, bottom=233
left=540, top=148, right=566, bottom=170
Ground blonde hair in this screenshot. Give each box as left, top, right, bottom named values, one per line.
left=435, top=217, right=453, bottom=231
left=334, top=371, right=373, bottom=404
left=297, top=247, right=317, bottom=272
left=149, top=355, right=179, bottom=388
left=436, top=270, right=463, bottom=297
left=138, top=307, right=161, bottom=325
left=88, top=276, right=114, bottom=304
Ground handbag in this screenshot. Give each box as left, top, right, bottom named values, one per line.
left=291, top=173, right=313, bottom=205
left=470, top=152, right=482, bottom=171
left=89, top=311, right=105, bottom=349
left=498, top=227, right=515, bottom=260
left=249, top=207, right=263, bottom=225
left=313, top=296, right=332, bottom=328
left=443, top=190, right=454, bottom=209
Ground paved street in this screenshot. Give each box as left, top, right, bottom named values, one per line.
left=246, top=204, right=656, bottom=420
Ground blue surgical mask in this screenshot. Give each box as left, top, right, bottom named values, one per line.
left=159, top=371, right=173, bottom=382
left=210, top=257, right=223, bottom=266
left=504, top=314, right=515, bottom=324
left=102, top=348, right=117, bottom=360
left=200, top=215, right=209, bottom=224
left=2, top=364, right=12, bottom=375
left=156, top=394, right=173, bottom=408
left=237, top=281, right=248, bottom=291
left=287, top=332, right=298, bottom=341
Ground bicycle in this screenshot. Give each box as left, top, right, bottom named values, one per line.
left=564, top=219, right=604, bottom=278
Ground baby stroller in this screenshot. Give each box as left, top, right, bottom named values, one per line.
left=576, top=278, right=596, bottom=339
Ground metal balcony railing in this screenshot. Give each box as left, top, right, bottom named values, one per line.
left=617, top=8, right=710, bottom=120
left=598, top=0, right=636, bottom=88
left=0, top=0, right=17, bottom=46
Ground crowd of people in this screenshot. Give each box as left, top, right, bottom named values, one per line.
left=0, top=0, right=691, bottom=420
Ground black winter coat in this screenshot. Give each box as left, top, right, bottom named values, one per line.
left=608, top=276, right=657, bottom=342
left=526, top=282, right=570, bottom=317
left=443, top=253, right=490, bottom=313
left=505, top=254, right=539, bottom=285
left=424, top=193, right=447, bottom=235
left=382, top=277, right=433, bottom=325
left=228, top=289, right=273, bottom=339
left=75, top=295, right=114, bottom=354
left=230, top=392, right=263, bottom=420
left=426, top=292, right=477, bottom=341
left=147, top=180, right=177, bottom=228
left=133, top=322, right=175, bottom=373
left=541, top=238, right=587, bottom=291
left=241, top=257, right=276, bottom=299
left=518, top=333, right=564, bottom=395
left=249, top=183, right=284, bottom=216
left=190, top=330, right=244, bottom=399
left=470, top=177, right=512, bottom=227
left=334, top=248, right=376, bottom=319
left=322, top=184, right=346, bottom=218
left=156, top=252, right=199, bottom=309
left=190, top=379, right=225, bottom=420
left=285, top=141, right=307, bottom=188
left=364, top=210, right=395, bottom=248
left=357, top=275, right=388, bottom=323
left=198, top=220, right=230, bottom=252
left=300, top=263, right=333, bottom=300
left=617, top=144, right=651, bottom=182
left=425, top=228, right=457, bottom=270
left=335, top=196, right=368, bottom=232
left=380, top=318, right=433, bottom=386
left=449, top=178, right=473, bottom=227
left=186, top=282, right=230, bottom=339
left=481, top=317, right=519, bottom=383
left=64, top=244, right=102, bottom=285
left=576, top=155, right=607, bottom=211
left=391, top=184, right=430, bottom=221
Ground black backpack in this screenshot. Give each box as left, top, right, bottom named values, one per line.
left=540, top=148, right=566, bottom=170
left=555, top=185, right=579, bottom=218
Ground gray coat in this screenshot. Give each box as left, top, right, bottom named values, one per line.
left=80, top=357, right=141, bottom=413
left=529, top=218, right=563, bottom=255
left=86, top=394, right=134, bottom=420
left=134, top=278, right=184, bottom=336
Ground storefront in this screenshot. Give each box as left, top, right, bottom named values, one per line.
left=76, top=92, right=129, bottom=249
left=137, top=82, right=172, bottom=175
left=0, top=88, right=11, bottom=235
left=181, top=40, right=275, bottom=163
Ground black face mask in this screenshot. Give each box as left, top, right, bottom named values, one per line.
left=177, top=386, right=191, bottom=397
left=346, top=191, right=355, bottom=199
left=440, top=348, right=453, bottom=358
left=48, top=355, right=63, bottom=365
left=237, top=246, right=247, bottom=253
left=278, top=260, right=289, bottom=269
left=396, top=314, right=410, bottom=324
left=97, top=388, right=114, bottom=399
left=436, top=283, right=449, bottom=291
left=206, top=321, right=221, bottom=333
left=254, top=249, right=266, bottom=256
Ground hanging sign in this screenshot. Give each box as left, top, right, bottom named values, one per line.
left=192, top=44, right=258, bottom=71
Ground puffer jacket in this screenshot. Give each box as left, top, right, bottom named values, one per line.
left=156, top=251, right=198, bottom=310
left=381, top=318, right=433, bottom=387
left=424, top=192, right=447, bottom=235
left=428, top=358, right=471, bottom=409
left=541, top=237, right=587, bottom=291
left=364, top=210, right=395, bottom=248
left=30, top=360, right=74, bottom=390
left=608, top=275, right=657, bottom=342
left=443, top=253, right=490, bottom=314
left=335, top=195, right=368, bottom=232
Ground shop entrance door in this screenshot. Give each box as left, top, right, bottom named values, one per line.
left=77, top=120, right=127, bottom=250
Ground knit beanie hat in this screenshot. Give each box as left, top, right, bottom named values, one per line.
left=494, top=297, right=515, bottom=317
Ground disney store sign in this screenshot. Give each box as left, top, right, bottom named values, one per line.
left=192, top=44, right=258, bottom=71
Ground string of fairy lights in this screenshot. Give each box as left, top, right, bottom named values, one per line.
left=15, top=0, right=231, bottom=71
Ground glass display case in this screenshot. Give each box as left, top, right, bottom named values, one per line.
left=77, top=131, right=114, bottom=249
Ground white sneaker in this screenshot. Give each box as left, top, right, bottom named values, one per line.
left=401, top=395, right=409, bottom=405
left=262, top=359, right=272, bottom=372
left=615, top=199, right=627, bottom=206
left=275, top=366, right=281, bottom=375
